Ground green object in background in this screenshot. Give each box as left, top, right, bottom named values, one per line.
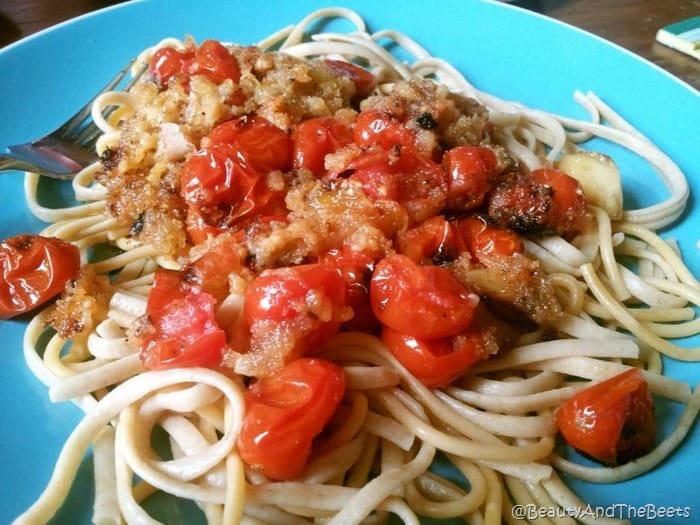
left=656, top=15, right=700, bottom=61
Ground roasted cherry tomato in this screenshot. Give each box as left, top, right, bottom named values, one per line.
left=382, top=326, right=486, bottom=388
left=555, top=368, right=656, bottom=465
left=180, top=116, right=290, bottom=242
left=442, top=146, right=498, bottom=211
left=0, top=235, right=80, bottom=319
left=139, top=240, right=244, bottom=370
left=150, top=46, right=195, bottom=87
left=531, top=167, right=587, bottom=236
left=319, top=247, right=378, bottom=332
left=193, top=39, right=241, bottom=84
left=150, top=40, right=240, bottom=88
left=237, top=357, right=346, bottom=480
left=324, top=59, right=377, bottom=98
left=347, top=146, right=447, bottom=224
left=488, top=168, right=587, bottom=238
left=140, top=271, right=226, bottom=369
left=205, top=115, right=292, bottom=174
left=291, top=117, right=353, bottom=175
left=353, top=110, right=416, bottom=152
left=395, top=215, right=458, bottom=265
left=244, top=263, right=350, bottom=361
left=454, top=215, right=523, bottom=261
left=186, top=240, right=244, bottom=303
left=370, top=254, right=479, bottom=339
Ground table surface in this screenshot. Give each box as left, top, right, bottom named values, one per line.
left=1, top=0, right=699, bottom=91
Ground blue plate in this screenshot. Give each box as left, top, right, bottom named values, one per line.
left=1, top=0, right=698, bottom=523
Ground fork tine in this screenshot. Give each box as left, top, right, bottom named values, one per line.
left=55, top=57, right=138, bottom=141
left=2, top=57, right=149, bottom=179
left=70, top=62, right=150, bottom=150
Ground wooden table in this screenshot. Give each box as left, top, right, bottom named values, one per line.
left=1, top=0, right=698, bottom=91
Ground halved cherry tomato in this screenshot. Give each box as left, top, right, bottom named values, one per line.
left=442, top=146, right=498, bottom=211
left=244, top=263, right=350, bottom=361
left=454, top=215, right=523, bottom=262
left=324, top=59, right=377, bottom=98
left=382, top=326, right=486, bottom=388
left=395, top=215, right=458, bottom=265
left=555, top=368, right=656, bottom=465
left=237, top=357, right=346, bottom=480
left=146, top=266, right=190, bottom=315
left=140, top=277, right=226, bottom=369
left=291, top=117, right=353, bottom=175
left=370, top=254, right=479, bottom=339
left=0, top=235, right=80, bottom=319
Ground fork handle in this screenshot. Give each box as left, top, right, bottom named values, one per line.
left=0, top=154, right=37, bottom=175
left=0, top=154, right=76, bottom=180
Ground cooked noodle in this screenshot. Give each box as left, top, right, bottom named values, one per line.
left=13, top=7, right=700, bottom=525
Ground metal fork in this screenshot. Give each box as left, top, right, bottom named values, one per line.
left=0, top=58, right=146, bottom=180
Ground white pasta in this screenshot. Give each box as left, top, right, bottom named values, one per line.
left=10, top=7, right=700, bottom=525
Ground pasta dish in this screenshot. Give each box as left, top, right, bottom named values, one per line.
left=3, top=7, right=700, bottom=525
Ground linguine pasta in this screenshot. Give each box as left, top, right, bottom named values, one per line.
left=12, top=7, right=700, bottom=525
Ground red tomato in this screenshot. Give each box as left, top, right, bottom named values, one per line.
left=531, top=167, right=587, bottom=235
left=555, top=368, right=656, bottom=465
left=395, top=215, right=458, bottom=264
left=140, top=247, right=244, bottom=370
left=442, top=146, right=498, bottom=211
left=353, top=110, right=416, bottom=152
left=141, top=276, right=226, bottom=369
left=348, top=146, right=447, bottom=224
left=291, top=117, right=353, bottom=175
left=180, top=116, right=291, bottom=242
left=150, top=46, right=195, bottom=87
left=244, top=263, right=350, bottom=360
left=237, top=357, right=345, bottom=480
left=192, top=40, right=241, bottom=84
left=454, top=215, right=523, bottom=261
left=370, top=254, right=479, bottom=339
left=324, top=59, right=377, bottom=98
left=0, top=235, right=80, bottom=319
left=184, top=206, right=222, bottom=245
left=488, top=168, right=588, bottom=238
left=146, top=267, right=190, bottom=314
left=382, top=326, right=486, bottom=387
left=319, top=247, right=378, bottom=332
left=347, top=150, right=402, bottom=201
left=206, top=115, right=292, bottom=174
left=187, top=241, right=244, bottom=302
left=180, top=146, right=259, bottom=209
left=150, top=40, right=240, bottom=88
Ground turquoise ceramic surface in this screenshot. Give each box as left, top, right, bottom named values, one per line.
left=0, top=1, right=698, bottom=523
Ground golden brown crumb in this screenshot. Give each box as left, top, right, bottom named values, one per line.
left=48, top=265, right=112, bottom=339
left=360, top=78, right=490, bottom=154
left=244, top=172, right=399, bottom=270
